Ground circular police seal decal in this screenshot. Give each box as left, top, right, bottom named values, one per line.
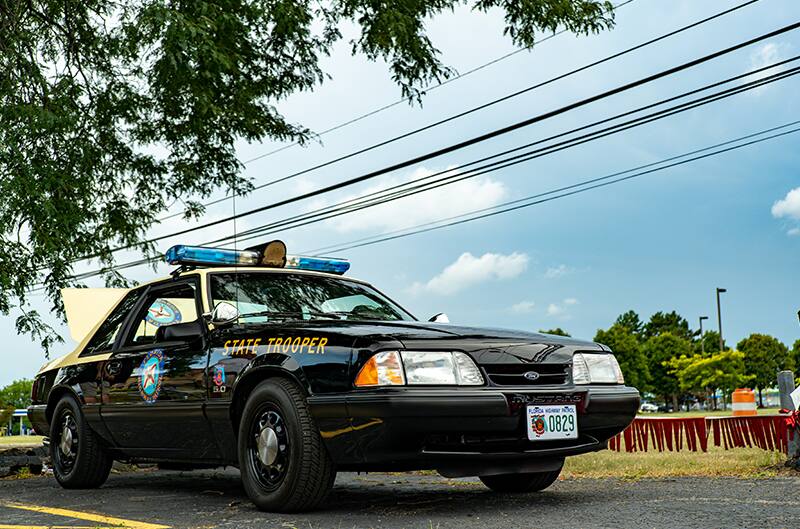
left=138, top=349, right=165, bottom=403
left=145, top=299, right=182, bottom=327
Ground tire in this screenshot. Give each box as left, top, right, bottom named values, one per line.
left=50, top=395, right=112, bottom=488
left=238, top=378, right=336, bottom=512
left=479, top=460, right=564, bottom=493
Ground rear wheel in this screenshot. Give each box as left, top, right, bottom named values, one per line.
left=238, top=378, right=336, bottom=512
left=479, top=460, right=564, bottom=493
left=50, top=395, right=112, bottom=488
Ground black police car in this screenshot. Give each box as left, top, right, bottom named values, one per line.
left=28, top=241, right=639, bottom=512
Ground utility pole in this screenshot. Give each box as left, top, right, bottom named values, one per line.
left=699, top=316, right=709, bottom=355
left=716, top=288, right=726, bottom=353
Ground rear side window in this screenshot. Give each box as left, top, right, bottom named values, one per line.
left=81, top=289, right=143, bottom=356
left=126, top=281, right=200, bottom=346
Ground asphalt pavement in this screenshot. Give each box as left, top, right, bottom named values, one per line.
left=1, top=468, right=799, bottom=528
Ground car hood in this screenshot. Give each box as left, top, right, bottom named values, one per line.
left=263, top=320, right=606, bottom=364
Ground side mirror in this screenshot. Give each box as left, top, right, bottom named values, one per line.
left=205, top=302, right=240, bottom=326
left=428, top=312, right=450, bottom=323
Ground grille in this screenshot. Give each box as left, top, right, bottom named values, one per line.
left=483, top=363, right=569, bottom=386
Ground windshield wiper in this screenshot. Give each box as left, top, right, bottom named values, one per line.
left=238, top=310, right=344, bottom=321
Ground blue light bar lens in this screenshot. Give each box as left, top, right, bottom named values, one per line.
left=165, top=245, right=259, bottom=266
left=285, top=255, right=350, bottom=274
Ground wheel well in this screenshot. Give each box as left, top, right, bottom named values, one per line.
left=45, top=386, right=80, bottom=424
left=230, top=368, right=307, bottom=433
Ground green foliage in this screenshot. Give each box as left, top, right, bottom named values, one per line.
left=737, top=333, right=791, bottom=392
left=668, top=349, right=753, bottom=396
left=594, top=324, right=649, bottom=391
left=0, top=379, right=34, bottom=409
left=0, top=405, right=14, bottom=425
left=614, top=310, right=643, bottom=338
left=643, top=332, right=691, bottom=401
left=792, top=339, right=800, bottom=375
left=539, top=328, right=571, bottom=337
left=643, top=311, right=693, bottom=341
left=0, top=2, right=617, bottom=354
left=694, top=330, right=726, bottom=357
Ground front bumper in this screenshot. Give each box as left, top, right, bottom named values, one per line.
left=309, top=385, right=639, bottom=474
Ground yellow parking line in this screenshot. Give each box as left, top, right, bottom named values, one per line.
left=0, top=526, right=121, bottom=529
left=3, top=503, right=170, bottom=529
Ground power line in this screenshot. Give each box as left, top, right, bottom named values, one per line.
left=94, top=20, right=800, bottom=257
left=158, top=0, right=752, bottom=222
left=57, top=67, right=800, bottom=285
left=313, top=124, right=800, bottom=255
left=221, top=57, right=800, bottom=245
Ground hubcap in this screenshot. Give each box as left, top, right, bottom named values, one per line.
left=257, top=427, right=279, bottom=466
left=60, top=423, right=74, bottom=457
left=55, top=413, right=78, bottom=472
left=248, top=409, right=289, bottom=490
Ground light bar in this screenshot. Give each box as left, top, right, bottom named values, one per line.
left=165, top=245, right=259, bottom=266
left=165, top=243, right=351, bottom=274
left=285, top=255, right=351, bottom=274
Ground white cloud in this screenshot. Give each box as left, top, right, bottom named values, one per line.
left=321, top=166, right=508, bottom=233
left=546, top=298, right=579, bottom=319
left=511, top=300, right=535, bottom=313
left=772, top=187, right=800, bottom=220
left=412, top=251, right=529, bottom=296
left=544, top=264, right=573, bottom=279
left=748, top=42, right=791, bottom=94
left=771, top=187, right=800, bottom=236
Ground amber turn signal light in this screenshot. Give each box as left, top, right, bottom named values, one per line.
left=354, top=351, right=405, bottom=387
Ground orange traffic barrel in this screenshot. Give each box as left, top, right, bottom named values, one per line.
left=732, top=388, right=757, bottom=416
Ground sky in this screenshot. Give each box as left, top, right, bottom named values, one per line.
left=3, top=0, right=800, bottom=386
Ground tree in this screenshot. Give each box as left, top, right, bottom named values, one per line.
left=1, top=1, right=617, bottom=353
left=693, top=330, right=726, bottom=357
left=539, top=328, right=571, bottom=337
left=792, top=339, right=800, bottom=375
left=668, top=350, right=753, bottom=409
left=737, top=334, right=792, bottom=407
left=614, top=310, right=644, bottom=338
left=0, top=405, right=14, bottom=428
left=594, top=324, right=649, bottom=391
left=643, top=311, right=693, bottom=341
left=642, top=332, right=691, bottom=409
left=0, top=379, right=34, bottom=409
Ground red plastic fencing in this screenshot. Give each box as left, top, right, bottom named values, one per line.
left=607, top=414, right=793, bottom=453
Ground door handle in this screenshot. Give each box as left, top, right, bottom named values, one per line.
left=106, top=361, right=122, bottom=376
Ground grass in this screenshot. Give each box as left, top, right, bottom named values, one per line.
left=641, top=407, right=782, bottom=418
left=0, top=436, right=44, bottom=448
left=563, top=444, right=788, bottom=479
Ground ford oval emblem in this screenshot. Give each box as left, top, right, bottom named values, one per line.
left=523, top=371, right=540, bottom=381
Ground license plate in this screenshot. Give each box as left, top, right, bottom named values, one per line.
left=527, top=404, right=578, bottom=441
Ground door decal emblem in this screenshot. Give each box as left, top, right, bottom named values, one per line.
left=145, top=299, right=182, bottom=327
left=213, top=365, right=226, bottom=393
left=138, top=349, right=165, bottom=403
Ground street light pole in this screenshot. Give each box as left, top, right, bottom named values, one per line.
left=699, top=316, right=709, bottom=355
left=716, top=288, right=727, bottom=353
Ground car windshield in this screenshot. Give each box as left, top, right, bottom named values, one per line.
left=210, top=272, right=415, bottom=323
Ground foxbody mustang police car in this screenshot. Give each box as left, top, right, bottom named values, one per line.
left=28, top=241, right=639, bottom=512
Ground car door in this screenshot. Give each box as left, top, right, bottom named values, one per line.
left=100, top=276, right=219, bottom=459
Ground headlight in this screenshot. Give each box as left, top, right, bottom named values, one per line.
left=572, top=353, right=624, bottom=384
left=354, top=351, right=484, bottom=387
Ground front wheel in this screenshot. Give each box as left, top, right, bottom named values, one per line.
left=238, top=378, right=336, bottom=512
left=50, top=395, right=112, bottom=488
left=479, top=459, right=564, bottom=493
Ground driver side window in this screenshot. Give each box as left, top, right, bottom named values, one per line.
left=126, top=281, right=200, bottom=346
